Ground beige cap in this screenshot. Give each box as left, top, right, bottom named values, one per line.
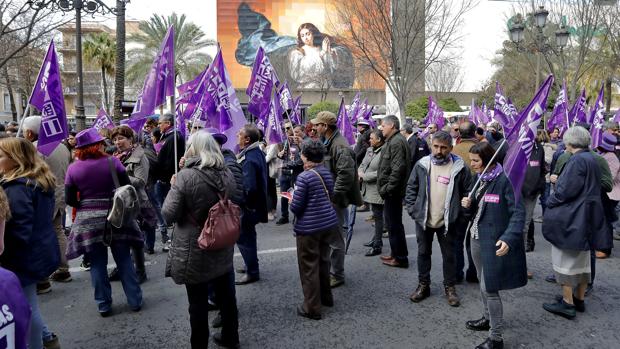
left=310, top=111, right=337, bottom=125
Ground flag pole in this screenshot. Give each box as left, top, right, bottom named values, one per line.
left=16, top=105, right=31, bottom=138
left=467, top=138, right=507, bottom=199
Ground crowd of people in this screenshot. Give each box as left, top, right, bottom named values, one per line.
left=0, top=108, right=618, bottom=349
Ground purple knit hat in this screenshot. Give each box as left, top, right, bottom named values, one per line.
left=75, top=128, right=104, bottom=148
left=599, top=131, right=617, bottom=152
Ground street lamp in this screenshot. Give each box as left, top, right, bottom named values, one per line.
left=28, top=0, right=129, bottom=131
left=508, top=6, right=569, bottom=93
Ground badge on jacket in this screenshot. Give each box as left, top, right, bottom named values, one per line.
left=483, top=194, right=500, bottom=203
left=529, top=160, right=540, bottom=167
left=437, top=175, right=450, bottom=185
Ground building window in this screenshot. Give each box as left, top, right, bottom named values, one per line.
left=3, top=94, right=11, bottom=112
left=84, top=104, right=97, bottom=116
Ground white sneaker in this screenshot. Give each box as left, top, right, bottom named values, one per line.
left=268, top=213, right=275, bottom=221
left=162, top=240, right=171, bottom=252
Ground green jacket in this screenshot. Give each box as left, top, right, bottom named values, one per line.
left=323, top=130, right=363, bottom=208
left=554, top=150, right=612, bottom=192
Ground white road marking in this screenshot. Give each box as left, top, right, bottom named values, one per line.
left=68, top=234, right=417, bottom=273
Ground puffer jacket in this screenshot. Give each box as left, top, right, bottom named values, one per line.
left=1, top=178, right=60, bottom=286
left=323, top=130, right=363, bottom=208
left=162, top=163, right=239, bottom=285
left=405, top=154, right=472, bottom=233
left=290, top=165, right=338, bottom=235
left=377, top=131, right=411, bottom=198
left=359, top=146, right=384, bottom=205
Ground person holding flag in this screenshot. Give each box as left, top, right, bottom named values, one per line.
left=461, top=142, right=527, bottom=349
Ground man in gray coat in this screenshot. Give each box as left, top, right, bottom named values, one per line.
left=312, top=111, right=363, bottom=288
left=377, top=115, right=411, bottom=268
left=22, top=115, right=73, bottom=293
left=405, top=130, right=471, bottom=307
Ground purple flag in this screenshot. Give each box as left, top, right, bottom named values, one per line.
left=494, top=83, right=519, bottom=143
left=348, top=92, right=362, bottom=123
left=428, top=96, right=445, bottom=130
left=590, top=84, right=605, bottom=149
left=0, top=267, right=32, bottom=349
left=613, top=109, right=620, bottom=123
left=28, top=41, right=69, bottom=156
left=480, top=102, right=491, bottom=125
left=503, top=75, right=554, bottom=203
left=120, top=117, right=147, bottom=135
left=290, top=96, right=302, bottom=125
left=275, top=82, right=293, bottom=122
left=569, top=89, right=587, bottom=125
left=175, top=104, right=187, bottom=138
left=547, top=81, right=569, bottom=135
left=93, top=108, right=114, bottom=131
left=265, top=96, right=285, bottom=144
left=468, top=98, right=478, bottom=124
left=131, top=26, right=175, bottom=119
left=361, top=103, right=376, bottom=128
left=246, top=47, right=278, bottom=119
left=337, top=98, right=355, bottom=145
left=177, top=71, right=205, bottom=104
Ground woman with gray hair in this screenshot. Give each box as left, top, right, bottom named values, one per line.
left=542, top=126, right=607, bottom=319
left=162, top=130, right=241, bottom=348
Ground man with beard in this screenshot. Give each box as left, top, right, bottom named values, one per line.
left=405, top=131, right=471, bottom=307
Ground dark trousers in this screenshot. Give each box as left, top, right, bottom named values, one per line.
left=416, top=224, right=457, bottom=286
left=296, top=229, right=334, bottom=315
left=370, top=203, right=384, bottom=248
left=453, top=222, right=476, bottom=281
left=154, top=181, right=171, bottom=242
left=267, top=178, right=277, bottom=212
left=185, top=270, right=238, bottom=349
left=279, top=175, right=293, bottom=219
left=384, top=196, right=408, bottom=263
left=237, top=213, right=259, bottom=278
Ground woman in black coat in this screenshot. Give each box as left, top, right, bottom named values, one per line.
left=542, top=126, right=606, bottom=319
left=461, top=142, right=526, bottom=349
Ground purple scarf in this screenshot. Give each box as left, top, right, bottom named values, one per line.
left=479, top=164, right=503, bottom=182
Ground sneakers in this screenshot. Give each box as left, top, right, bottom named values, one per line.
left=614, top=232, right=620, bottom=241
left=545, top=274, right=556, bottom=283
left=162, top=240, right=171, bottom=252
left=445, top=286, right=461, bottom=307
left=50, top=270, right=72, bottom=283
left=543, top=298, right=576, bottom=319
left=382, top=232, right=389, bottom=238
left=554, top=294, right=585, bottom=312
left=37, top=281, right=52, bottom=295
left=329, top=275, right=344, bottom=288
left=409, top=283, right=430, bottom=303
left=275, top=217, right=289, bottom=225
left=79, top=260, right=91, bottom=271
left=43, top=333, right=60, bottom=349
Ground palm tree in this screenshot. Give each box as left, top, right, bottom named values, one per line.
left=83, top=32, right=116, bottom=112
left=126, top=13, right=215, bottom=90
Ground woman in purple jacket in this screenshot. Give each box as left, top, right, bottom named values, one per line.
left=290, top=139, right=339, bottom=320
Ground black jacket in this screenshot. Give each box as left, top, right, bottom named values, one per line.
left=323, top=130, right=363, bottom=208
left=377, top=131, right=411, bottom=198
left=521, top=142, right=546, bottom=199
left=354, top=128, right=371, bottom=166
left=407, top=134, right=430, bottom=166
left=155, top=130, right=186, bottom=183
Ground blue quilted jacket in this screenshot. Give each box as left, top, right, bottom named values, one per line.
left=290, top=166, right=338, bottom=235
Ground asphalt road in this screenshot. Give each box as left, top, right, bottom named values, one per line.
left=41, top=206, right=620, bottom=349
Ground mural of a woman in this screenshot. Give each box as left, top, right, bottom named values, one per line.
left=288, top=23, right=354, bottom=89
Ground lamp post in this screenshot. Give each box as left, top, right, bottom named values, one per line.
left=508, top=5, right=569, bottom=93
left=28, top=0, right=129, bottom=131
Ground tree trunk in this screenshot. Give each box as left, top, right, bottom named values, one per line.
left=101, top=66, right=109, bottom=112
left=3, top=66, right=17, bottom=121
left=605, top=77, right=612, bottom=113
left=113, top=0, right=126, bottom=122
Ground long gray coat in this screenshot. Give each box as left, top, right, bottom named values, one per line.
left=162, top=163, right=238, bottom=285
left=359, top=146, right=384, bottom=205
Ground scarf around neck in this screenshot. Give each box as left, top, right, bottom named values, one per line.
left=479, top=163, right=503, bottom=182
left=431, top=153, right=453, bottom=166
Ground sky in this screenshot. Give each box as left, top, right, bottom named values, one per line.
left=120, top=0, right=518, bottom=92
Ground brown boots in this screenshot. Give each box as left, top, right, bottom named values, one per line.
left=409, top=283, right=460, bottom=307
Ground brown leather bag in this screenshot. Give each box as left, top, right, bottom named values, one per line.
left=190, top=169, right=241, bottom=250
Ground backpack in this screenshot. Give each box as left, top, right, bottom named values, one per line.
left=107, top=157, right=141, bottom=229
left=191, top=169, right=241, bottom=250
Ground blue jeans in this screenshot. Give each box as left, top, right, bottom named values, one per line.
left=23, top=283, right=52, bottom=349
left=154, top=181, right=171, bottom=242
left=86, top=241, right=143, bottom=312
left=237, top=212, right=259, bottom=278
left=279, top=175, right=293, bottom=219
left=540, top=182, right=551, bottom=214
